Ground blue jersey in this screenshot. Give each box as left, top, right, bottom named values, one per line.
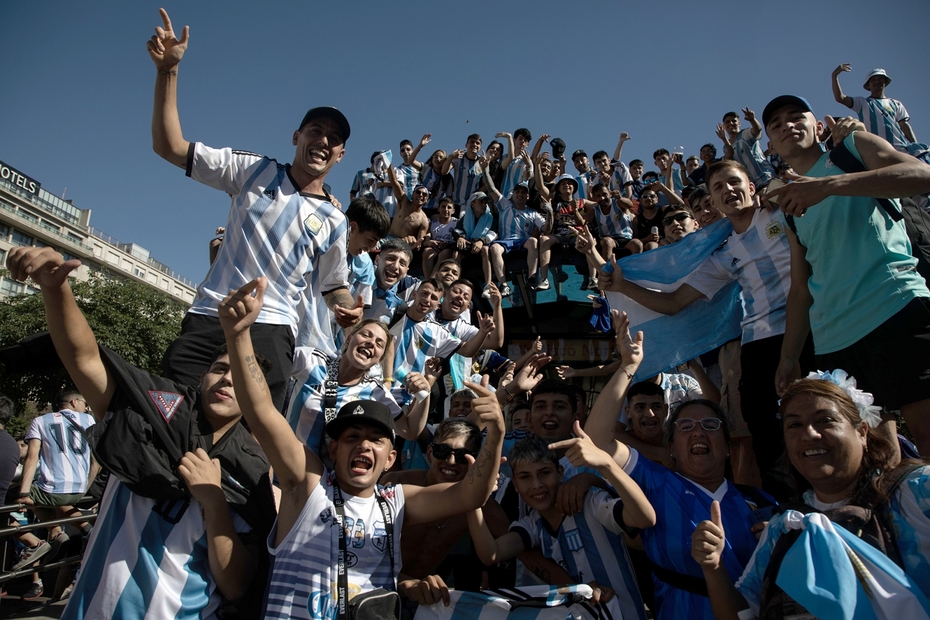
left=500, top=158, right=526, bottom=199
left=365, top=275, right=420, bottom=324
left=389, top=315, right=461, bottom=407
left=610, top=163, right=633, bottom=194
left=287, top=347, right=402, bottom=454
left=63, top=478, right=252, bottom=620
left=25, top=410, right=96, bottom=495
left=593, top=199, right=634, bottom=240
left=731, top=128, right=776, bottom=188
left=420, top=166, right=449, bottom=212
left=397, top=163, right=419, bottom=201
left=512, top=488, right=646, bottom=620
left=350, top=168, right=376, bottom=197
left=450, top=156, right=483, bottom=207
left=623, top=449, right=772, bottom=620
left=333, top=252, right=377, bottom=351
left=188, top=144, right=349, bottom=334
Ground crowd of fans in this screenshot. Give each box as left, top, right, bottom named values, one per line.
left=3, top=8, right=930, bottom=620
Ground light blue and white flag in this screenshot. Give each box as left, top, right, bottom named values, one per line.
left=413, top=584, right=620, bottom=620
left=776, top=511, right=930, bottom=620
left=604, top=218, right=742, bottom=379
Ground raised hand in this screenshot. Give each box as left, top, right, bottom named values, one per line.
left=555, top=365, right=576, bottom=380
left=146, top=8, right=189, bottom=70
left=833, top=63, right=852, bottom=76
left=619, top=132, right=631, bottom=142
left=465, top=379, right=504, bottom=434
left=6, top=247, right=81, bottom=290
left=419, top=134, right=432, bottom=147
left=597, top=255, right=623, bottom=292
left=510, top=353, right=552, bottom=392
left=404, top=372, right=430, bottom=396
left=550, top=420, right=614, bottom=470
left=742, top=107, right=756, bottom=122
left=611, top=310, right=643, bottom=368
left=487, top=283, right=502, bottom=308
left=826, top=115, right=866, bottom=144
left=424, top=356, right=442, bottom=380
left=715, top=123, right=731, bottom=144
left=691, top=500, right=726, bottom=570
left=218, top=277, right=266, bottom=336
left=476, top=311, right=495, bottom=333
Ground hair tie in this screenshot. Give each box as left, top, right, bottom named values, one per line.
left=805, top=369, right=882, bottom=428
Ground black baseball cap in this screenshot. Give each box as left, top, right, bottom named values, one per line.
left=762, top=95, right=813, bottom=128
left=571, top=149, right=588, bottom=161
left=298, top=106, right=351, bottom=142
left=324, top=400, right=396, bottom=445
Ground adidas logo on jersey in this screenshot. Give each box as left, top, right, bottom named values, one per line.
left=264, top=188, right=276, bottom=199
left=731, top=257, right=741, bottom=268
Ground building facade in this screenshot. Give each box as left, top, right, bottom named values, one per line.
left=0, top=158, right=196, bottom=304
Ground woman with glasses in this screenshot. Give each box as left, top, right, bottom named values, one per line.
left=583, top=310, right=774, bottom=620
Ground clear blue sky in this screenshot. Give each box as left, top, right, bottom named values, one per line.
left=2, top=1, right=928, bottom=282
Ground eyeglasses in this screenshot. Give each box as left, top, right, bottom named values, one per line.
left=662, top=212, right=693, bottom=228
left=673, top=417, right=723, bottom=432
left=641, top=193, right=658, bottom=200
left=430, top=443, right=476, bottom=465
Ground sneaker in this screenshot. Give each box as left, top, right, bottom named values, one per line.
left=481, top=284, right=492, bottom=299
left=556, top=271, right=569, bottom=283
left=12, top=541, right=51, bottom=571
left=22, top=581, right=44, bottom=601
left=498, top=282, right=513, bottom=297
left=534, top=277, right=550, bottom=291
left=47, top=532, right=70, bottom=562
left=526, top=275, right=538, bottom=289
left=580, top=275, right=591, bottom=290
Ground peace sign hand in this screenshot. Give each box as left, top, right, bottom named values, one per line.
left=147, top=8, right=189, bottom=70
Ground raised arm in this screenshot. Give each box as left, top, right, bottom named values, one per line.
left=387, top=164, right=406, bottom=203
left=218, top=279, right=322, bottom=494
left=715, top=124, right=734, bottom=160
left=457, top=311, right=495, bottom=358
left=583, top=311, right=642, bottom=467
left=692, top=501, right=751, bottom=620
left=613, top=132, right=630, bottom=162
left=7, top=248, right=113, bottom=420
left=831, top=63, right=854, bottom=108
left=479, top=157, right=503, bottom=203
left=497, top=132, right=515, bottom=171
left=147, top=8, right=191, bottom=168
left=406, top=134, right=431, bottom=169
left=486, top=286, right=506, bottom=349
left=404, top=382, right=504, bottom=524
left=742, top=107, right=763, bottom=139
left=442, top=149, right=462, bottom=176
left=534, top=154, right=552, bottom=202
left=530, top=133, right=550, bottom=161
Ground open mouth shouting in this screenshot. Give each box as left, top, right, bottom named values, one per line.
left=690, top=442, right=710, bottom=456
left=350, top=454, right=374, bottom=475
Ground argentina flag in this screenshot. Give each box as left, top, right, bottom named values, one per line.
left=414, top=584, right=620, bottom=619
left=604, top=218, right=742, bottom=379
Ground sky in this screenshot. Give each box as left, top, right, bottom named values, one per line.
left=2, top=1, right=929, bottom=283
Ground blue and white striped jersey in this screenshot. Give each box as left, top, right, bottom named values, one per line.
left=372, top=171, right=398, bottom=219
left=365, top=275, right=420, bottom=324
left=593, top=199, right=634, bottom=240
left=350, top=168, right=376, bottom=197
left=686, top=208, right=790, bottom=344
left=622, top=449, right=770, bottom=620
left=496, top=198, right=546, bottom=241
left=63, top=477, right=251, bottom=620
left=265, top=473, right=405, bottom=620
left=287, top=347, right=401, bottom=454
left=736, top=465, right=930, bottom=612
left=389, top=315, right=462, bottom=407
left=420, top=166, right=448, bottom=212
left=25, top=410, right=95, bottom=495
left=187, top=144, right=350, bottom=334
left=500, top=158, right=527, bottom=199
left=450, top=156, right=483, bottom=207
left=851, top=96, right=912, bottom=151
left=610, top=163, right=633, bottom=194
left=397, top=164, right=419, bottom=201
left=332, top=252, right=377, bottom=352
left=575, top=170, right=597, bottom=200
left=511, top=488, right=647, bottom=620
left=731, top=128, right=776, bottom=188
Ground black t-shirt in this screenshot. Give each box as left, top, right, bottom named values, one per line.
left=636, top=207, right=667, bottom=239
left=0, top=429, right=20, bottom=501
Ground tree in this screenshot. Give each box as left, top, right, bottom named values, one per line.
left=0, top=270, right=186, bottom=433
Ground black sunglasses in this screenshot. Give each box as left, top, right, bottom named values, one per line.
left=430, top=443, right=475, bottom=465
left=662, top=212, right=693, bottom=228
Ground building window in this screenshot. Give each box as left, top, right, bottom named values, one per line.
left=18, top=210, right=38, bottom=223
left=67, top=232, right=83, bottom=244
left=10, top=230, right=33, bottom=247
left=134, top=267, right=146, bottom=278
left=0, top=223, right=10, bottom=240
left=61, top=251, right=77, bottom=262
left=0, top=279, right=25, bottom=296
left=0, top=249, right=5, bottom=266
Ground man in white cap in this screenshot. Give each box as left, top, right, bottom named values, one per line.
left=831, top=63, right=929, bottom=163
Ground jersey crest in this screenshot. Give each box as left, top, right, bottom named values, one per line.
left=148, top=390, right=185, bottom=424
left=563, top=528, right=584, bottom=552
left=765, top=221, right=784, bottom=239
left=305, top=213, right=324, bottom=235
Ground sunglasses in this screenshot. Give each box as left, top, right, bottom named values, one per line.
left=662, top=212, right=693, bottom=228
left=673, top=417, right=723, bottom=432
left=430, top=443, right=475, bottom=465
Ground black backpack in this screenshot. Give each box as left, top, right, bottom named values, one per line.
left=757, top=463, right=922, bottom=620
left=785, top=140, right=930, bottom=284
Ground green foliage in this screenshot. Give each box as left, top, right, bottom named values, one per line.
left=0, top=270, right=186, bottom=431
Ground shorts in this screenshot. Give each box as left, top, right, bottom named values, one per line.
left=491, top=238, right=531, bottom=253
left=30, top=487, right=84, bottom=507
left=815, top=296, right=930, bottom=410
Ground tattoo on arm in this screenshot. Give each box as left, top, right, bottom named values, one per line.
left=245, top=355, right=268, bottom=394
left=466, top=442, right=494, bottom=484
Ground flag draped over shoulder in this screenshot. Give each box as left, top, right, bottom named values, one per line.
left=413, top=584, right=620, bottom=619
left=604, top=218, right=742, bottom=379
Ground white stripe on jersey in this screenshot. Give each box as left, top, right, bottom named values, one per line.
left=496, top=198, right=546, bottom=241
left=593, top=200, right=634, bottom=239
left=450, top=156, right=483, bottom=207
left=610, top=163, right=633, bottom=193
left=287, top=347, right=401, bottom=453
left=852, top=96, right=911, bottom=150
left=389, top=315, right=461, bottom=406
left=512, top=489, right=646, bottom=620
left=350, top=169, right=376, bottom=197
left=685, top=208, right=791, bottom=343
left=25, top=410, right=95, bottom=495
left=188, top=144, right=349, bottom=334
left=365, top=275, right=420, bottom=324
left=500, top=158, right=526, bottom=199
left=731, top=128, right=776, bottom=187
left=265, top=473, right=405, bottom=620
left=64, top=477, right=251, bottom=620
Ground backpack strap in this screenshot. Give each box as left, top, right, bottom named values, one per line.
left=829, top=140, right=902, bottom=222
left=645, top=559, right=709, bottom=597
